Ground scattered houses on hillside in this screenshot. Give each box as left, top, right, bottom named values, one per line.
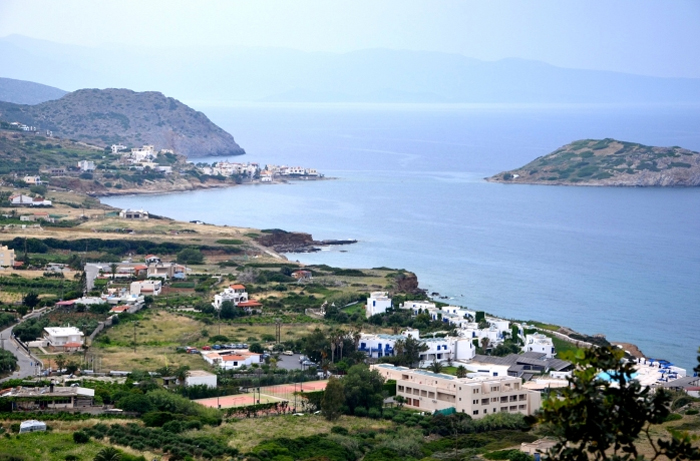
left=9, top=194, right=52, bottom=207
left=201, top=348, right=262, bottom=370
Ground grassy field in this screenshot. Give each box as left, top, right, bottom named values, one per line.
left=214, top=414, right=394, bottom=452
left=92, top=309, right=332, bottom=371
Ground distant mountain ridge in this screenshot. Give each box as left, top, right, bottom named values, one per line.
left=488, top=139, right=700, bottom=187
left=0, top=77, right=67, bottom=104
left=2, top=35, right=700, bottom=104
left=0, top=87, right=245, bottom=157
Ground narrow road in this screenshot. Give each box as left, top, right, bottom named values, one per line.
left=0, top=320, right=43, bottom=383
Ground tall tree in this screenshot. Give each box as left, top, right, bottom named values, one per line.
left=540, top=346, right=700, bottom=461
left=428, top=360, right=444, bottom=374
left=93, top=446, right=122, bottom=461
left=342, top=364, right=385, bottom=415
left=321, top=376, right=345, bottom=421
left=455, top=365, right=467, bottom=378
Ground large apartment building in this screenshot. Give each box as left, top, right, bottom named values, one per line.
left=372, top=363, right=541, bottom=418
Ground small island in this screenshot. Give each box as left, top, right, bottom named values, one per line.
left=488, top=138, right=700, bottom=186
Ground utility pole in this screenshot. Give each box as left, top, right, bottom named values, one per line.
left=275, top=318, right=281, bottom=343
left=133, top=322, right=137, bottom=352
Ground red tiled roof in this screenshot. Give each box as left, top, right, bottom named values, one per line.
left=134, top=265, right=148, bottom=270
left=110, top=306, right=129, bottom=312
left=64, top=342, right=83, bottom=348
left=55, top=300, right=76, bottom=306
left=222, top=355, right=245, bottom=361
left=237, top=300, right=262, bottom=307
left=230, top=284, right=246, bottom=290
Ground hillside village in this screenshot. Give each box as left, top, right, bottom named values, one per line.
left=0, top=107, right=698, bottom=461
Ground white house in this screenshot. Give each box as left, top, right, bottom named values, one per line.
left=130, top=280, right=162, bottom=296
left=399, top=300, right=437, bottom=312
left=201, top=349, right=261, bottom=370
left=43, top=327, right=84, bottom=352
left=119, top=209, right=149, bottom=220
left=111, top=144, right=127, bottom=154
left=185, top=370, right=217, bottom=388
left=0, top=245, right=15, bottom=269
left=213, top=284, right=249, bottom=308
left=358, top=328, right=476, bottom=365
left=23, top=175, right=42, bottom=185
left=523, top=333, right=556, bottom=358
left=77, top=160, right=96, bottom=172
left=366, top=292, right=392, bottom=318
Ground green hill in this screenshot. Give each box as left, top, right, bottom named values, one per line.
left=488, top=138, right=700, bottom=187
left=0, top=88, right=244, bottom=157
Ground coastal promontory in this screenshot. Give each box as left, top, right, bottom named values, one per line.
left=488, top=138, right=700, bottom=186
left=0, top=87, right=245, bottom=157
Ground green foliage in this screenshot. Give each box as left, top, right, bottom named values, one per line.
left=342, top=364, right=385, bottom=415
left=251, top=435, right=355, bottom=461
left=540, top=346, right=700, bottom=461
left=0, top=349, right=18, bottom=375
left=72, top=431, right=89, bottom=444
left=176, top=248, right=203, bottom=265
left=322, top=376, right=346, bottom=421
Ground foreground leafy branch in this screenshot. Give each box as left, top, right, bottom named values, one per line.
left=540, top=346, right=700, bottom=461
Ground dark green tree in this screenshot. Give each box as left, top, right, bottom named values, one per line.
left=540, top=346, right=700, bottom=461
left=455, top=365, right=467, bottom=378
left=249, top=342, right=264, bottom=354
left=23, top=292, right=40, bottom=309
left=177, top=248, right=204, bottom=265
left=695, top=346, right=700, bottom=374
left=321, top=376, right=345, bottom=421
left=342, top=364, right=385, bottom=415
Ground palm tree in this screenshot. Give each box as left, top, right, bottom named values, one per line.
left=428, top=360, right=444, bottom=374
left=54, top=354, right=67, bottom=373
left=456, top=365, right=467, bottom=378
left=94, top=447, right=121, bottom=461
left=110, top=263, right=118, bottom=280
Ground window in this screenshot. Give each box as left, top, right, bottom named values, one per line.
left=398, top=386, right=404, bottom=392
left=473, top=389, right=479, bottom=394
left=473, top=410, right=479, bottom=415
left=473, top=399, right=479, bottom=404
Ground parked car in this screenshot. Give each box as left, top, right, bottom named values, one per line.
left=202, top=346, right=211, bottom=351
left=299, top=355, right=306, bottom=363
left=212, top=345, right=222, bottom=350
left=283, top=350, right=293, bottom=356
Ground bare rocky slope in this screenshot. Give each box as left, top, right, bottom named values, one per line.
left=0, top=88, right=244, bottom=157
left=488, top=138, right=700, bottom=187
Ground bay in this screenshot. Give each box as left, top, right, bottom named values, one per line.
left=103, top=102, right=700, bottom=371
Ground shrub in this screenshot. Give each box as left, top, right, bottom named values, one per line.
left=331, top=426, right=349, bottom=435
left=72, top=430, right=89, bottom=443
left=686, top=409, right=699, bottom=415
left=664, top=413, right=683, bottom=422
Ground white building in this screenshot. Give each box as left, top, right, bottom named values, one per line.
left=358, top=328, right=476, bottom=365
left=0, top=245, right=15, bottom=269
left=372, top=364, right=541, bottom=418
left=111, top=144, right=127, bottom=154
left=43, top=327, right=84, bottom=352
left=201, top=349, right=261, bottom=370
left=523, top=333, right=556, bottom=358
left=213, top=284, right=249, bottom=308
left=77, top=160, right=96, bottom=172
left=185, top=370, right=217, bottom=388
left=366, top=291, right=392, bottom=318
left=23, top=175, right=42, bottom=185
left=130, top=280, right=162, bottom=296
left=119, top=209, right=149, bottom=220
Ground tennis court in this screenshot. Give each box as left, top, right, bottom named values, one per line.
left=194, top=380, right=328, bottom=409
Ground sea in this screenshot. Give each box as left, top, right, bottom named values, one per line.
left=103, top=102, right=700, bottom=371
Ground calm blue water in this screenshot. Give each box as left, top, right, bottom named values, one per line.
left=104, top=103, right=700, bottom=371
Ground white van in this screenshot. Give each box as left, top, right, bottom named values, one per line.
left=283, top=350, right=293, bottom=356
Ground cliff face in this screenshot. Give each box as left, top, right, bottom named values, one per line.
left=488, top=139, right=700, bottom=187
left=0, top=88, right=244, bottom=157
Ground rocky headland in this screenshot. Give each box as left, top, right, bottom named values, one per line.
left=0, top=88, right=244, bottom=157
left=488, top=138, right=700, bottom=186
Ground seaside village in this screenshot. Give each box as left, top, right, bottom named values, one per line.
left=1, top=242, right=695, bottom=421
left=111, top=143, right=323, bottom=181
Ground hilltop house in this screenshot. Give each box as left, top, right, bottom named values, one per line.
left=77, top=160, right=96, bottom=172
left=366, top=292, right=392, bottom=318
left=119, top=209, right=149, bottom=220
left=358, top=328, right=476, bottom=365
left=43, top=327, right=84, bottom=352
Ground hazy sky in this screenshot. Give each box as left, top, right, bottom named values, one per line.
left=1, top=0, right=699, bottom=78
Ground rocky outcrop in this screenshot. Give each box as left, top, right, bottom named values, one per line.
left=256, top=229, right=357, bottom=253
left=488, top=138, right=700, bottom=187
left=0, top=88, right=244, bottom=157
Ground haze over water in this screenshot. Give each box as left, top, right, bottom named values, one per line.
left=104, top=102, right=700, bottom=371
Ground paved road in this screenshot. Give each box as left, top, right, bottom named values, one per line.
left=0, top=318, right=43, bottom=383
